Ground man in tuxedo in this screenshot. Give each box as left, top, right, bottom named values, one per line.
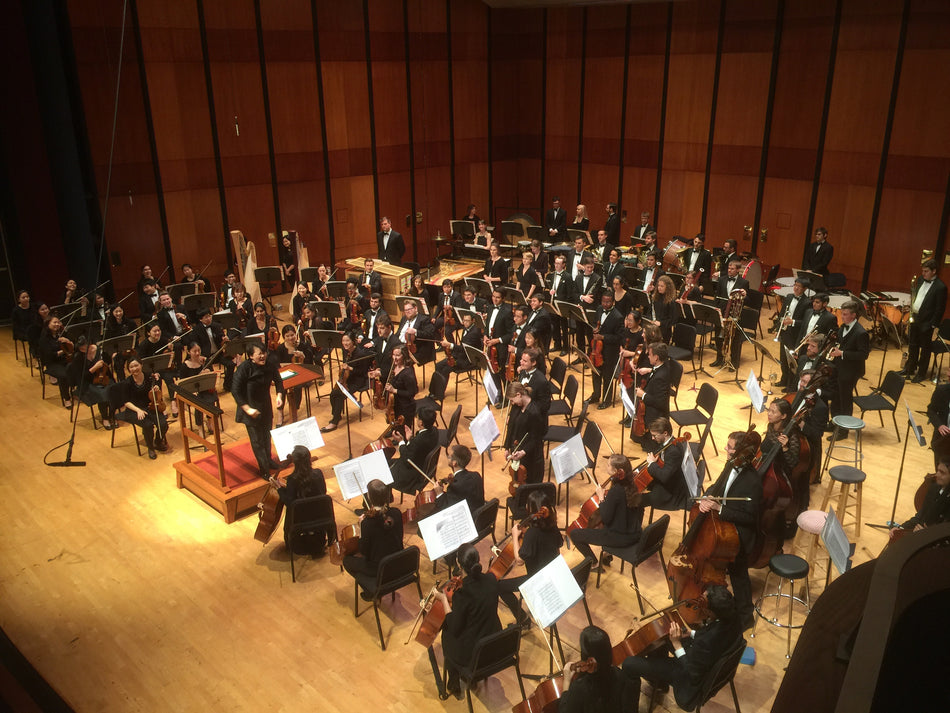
left=632, top=211, right=653, bottom=242
left=639, top=252, right=666, bottom=295
left=574, top=257, right=602, bottom=356
left=139, top=280, right=160, bottom=320
left=682, top=233, right=713, bottom=286
left=545, top=254, right=576, bottom=355
left=459, top=285, right=487, bottom=315
left=433, top=278, right=465, bottom=338
left=902, top=259, right=948, bottom=383
left=545, top=196, right=566, bottom=243
left=633, top=342, right=672, bottom=449
left=602, top=245, right=624, bottom=290
left=710, top=260, right=751, bottom=369
left=713, top=238, right=739, bottom=279
left=395, top=299, right=437, bottom=365
left=193, top=308, right=235, bottom=391
left=591, top=228, right=615, bottom=264
left=525, top=294, right=552, bottom=352
left=589, top=292, right=624, bottom=408
left=389, top=408, right=440, bottom=494
left=431, top=445, right=486, bottom=572
left=827, top=300, right=869, bottom=437
left=802, top=226, right=833, bottom=277
left=926, top=376, right=950, bottom=467
left=362, top=293, right=389, bottom=344
left=484, top=288, right=514, bottom=340
left=435, top=311, right=483, bottom=381
left=603, top=203, right=621, bottom=246
left=639, top=231, right=660, bottom=266
left=776, top=278, right=812, bottom=389
left=360, top=258, right=384, bottom=297
left=518, top=347, right=552, bottom=416
left=369, top=315, right=400, bottom=380
left=796, top=293, right=837, bottom=345
left=570, top=235, right=593, bottom=280
left=376, top=216, right=406, bottom=265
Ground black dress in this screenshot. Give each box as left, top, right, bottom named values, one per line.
left=390, top=365, right=418, bottom=426
left=516, top=265, right=541, bottom=298
left=277, top=469, right=330, bottom=552
left=343, top=507, right=404, bottom=577
left=442, top=572, right=502, bottom=689
left=498, top=525, right=563, bottom=620
left=483, top=256, right=509, bottom=286
left=115, top=374, right=169, bottom=449
left=558, top=668, right=639, bottom=713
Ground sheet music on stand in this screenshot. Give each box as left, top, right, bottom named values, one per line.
left=682, top=443, right=701, bottom=498
left=333, top=449, right=393, bottom=501
left=745, top=369, right=766, bottom=413
left=821, top=506, right=854, bottom=576
left=620, top=383, right=637, bottom=419
left=270, top=416, right=326, bottom=460
left=519, top=555, right=584, bottom=630
left=905, top=399, right=926, bottom=446
left=482, top=369, right=500, bottom=404
left=418, top=500, right=478, bottom=561
left=469, top=406, right=500, bottom=455
left=550, top=434, right=587, bottom=485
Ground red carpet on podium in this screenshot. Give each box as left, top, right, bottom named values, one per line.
left=191, top=440, right=274, bottom=487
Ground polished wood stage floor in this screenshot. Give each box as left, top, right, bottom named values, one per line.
left=0, top=302, right=934, bottom=712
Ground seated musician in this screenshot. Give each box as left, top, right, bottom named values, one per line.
left=632, top=343, right=672, bottom=451
left=138, top=322, right=180, bottom=417
left=38, top=315, right=74, bottom=408
left=927, top=372, right=950, bottom=467
left=104, top=303, right=136, bottom=378
left=430, top=444, right=486, bottom=573
left=344, top=479, right=404, bottom=585
left=116, top=357, right=170, bottom=460
left=515, top=349, right=552, bottom=418
left=344, top=278, right=369, bottom=327
left=796, top=369, right=828, bottom=484
left=227, top=284, right=252, bottom=329
left=139, top=279, right=160, bottom=320
left=243, top=302, right=273, bottom=338
left=497, top=489, right=563, bottom=628
left=460, top=285, right=487, bottom=315
left=568, top=454, right=645, bottom=568
left=389, top=407, right=440, bottom=495
left=321, top=332, right=373, bottom=433
left=177, top=341, right=217, bottom=432
left=437, top=542, right=502, bottom=701
left=155, top=291, right=189, bottom=345
left=308, top=264, right=330, bottom=300
left=643, top=418, right=690, bottom=511
left=435, top=312, right=483, bottom=380
left=763, top=399, right=801, bottom=479
left=889, top=460, right=950, bottom=541
left=291, top=283, right=312, bottom=322
left=180, top=263, right=206, bottom=292
left=620, top=585, right=743, bottom=710
left=272, top=324, right=315, bottom=426
left=396, top=299, right=437, bottom=366
left=362, top=293, right=388, bottom=343
left=68, top=336, right=113, bottom=429
left=271, top=445, right=330, bottom=555
left=472, top=218, right=492, bottom=247
left=193, top=308, right=234, bottom=393
left=559, top=625, right=639, bottom=713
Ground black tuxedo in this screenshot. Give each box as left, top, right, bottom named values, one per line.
left=905, top=278, right=948, bottom=379
left=435, top=325, right=483, bottom=379
left=590, top=306, right=624, bottom=404
left=831, top=320, right=869, bottom=418
left=604, top=213, right=620, bottom=245
left=546, top=270, right=576, bottom=352
left=797, top=308, right=837, bottom=344
left=434, top=469, right=485, bottom=515
left=371, top=332, right=401, bottom=380
left=359, top=270, right=383, bottom=296
left=717, top=251, right=739, bottom=274
left=519, top=368, right=552, bottom=416
left=484, top=303, right=513, bottom=339
left=639, top=265, right=666, bottom=292
left=632, top=223, right=653, bottom=241
left=138, top=292, right=160, bottom=321
left=802, top=241, right=833, bottom=276
left=713, top=276, right=751, bottom=365
left=682, top=248, right=713, bottom=278
left=377, top=229, right=406, bottom=265
left=602, top=260, right=624, bottom=289
left=524, top=307, right=552, bottom=351
left=777, top=292, right=812, bottom=386
left=901, top=480, right=950, bottom=530
left=714, top=275, right=750, bottom=300
left=545, top=207, right=566, bottom=242
left=396, top=314, right=437, bottom=364
left=638, top=361, right=671, bottom=427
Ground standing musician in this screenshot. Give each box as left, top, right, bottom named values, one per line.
left=460, top=285, right=487, bottom=315
left=435, top=312, right=483, bottom=381
left=697, top=433, right=763, bottom=629
left=374, top=344, right=418, bottom=429
left=232, top=343, right=285, bottom=479
left=889, top=460, right=950, bottom=541
left=221, top=271, right=238, bottom=306
left=681, top=234, right=713, bottom=288
left=497, top=488, right=562, bottom=627
left=802, top=227, right=833, bottom=277
left=713, top=239, right=739, bottom=280
left=567, top=454, right=645, bottom=567
left=228, top=284, right=252, bottom=329
left=632, top=343, right=672, bottom=450
left=503, top=306, right=531, bottom=372
left=574, top=257, right=603, bottom=354
left=377, top=216, right=406, bottom=266
left=138, top=280, right=160, bottom=320
left=602, top=247, right=625, bottom=290
left=272, top=325, right=315, bottom=426
left=631, top=210, right=652, bottom=242
left=156, top=291, right=190, bottom=344
left=643, top=417, right=690, bottom=510
left=570, top=235, right=594, bottom=280
left=610, top=275, right=636, bottom=317
left=482, top=241, right=509, bottom=287
left=515, top=251, right=542, bottom=301
left=433, top=278, right=465, bottom=334
left=570, top=203, right=591, bottom=236
left=278, top=234, right=297, bottom=289
left=68, top=337, right=113, bottom=429
left=136, top=323, right=180, bottom=417
left=396, top=299, right=437, bottom=366
left=484, top=288, right=514, bottom=340
left=901, top=259, right=948, bottom=383
left=649, top=275, right=678, bottom=343
left=926, top=374, right=950, bottom=467
left=546, top=196, right=567, bottom=243
left=639, top=231, right=660, bottom=264
left=618, top=311, right=646, bottom=428
left=546, top=254, right=577, bottom=355
left=437, top=543, right=502, bottom=701
left=343, top=479, right=404, bottom=580
left=589, top=292, right=624, bottom=409
left=360, top=258, right=383, bottom=297
left=389, top=408, right=439, bottom=495
left=560, top=625, right=639, bottom=713
left=321, top=332, right=373, bottom=433
left=177, top=341, right=218, bottom=432
left=271, top=445, right=330, bottom=554
left=639, top=252, right=665, bottom=295
left=592, top=228, right=615, bottom=264
left=620, top=585, right=743, bottom=711
left=674, top=271, right=704, bottom=326
left=367, top=315, right=400, bottom=380
left=525, top=294, right=553, bottom=353
left=710, top=260, right=750, bottom=369
left=193, top=308, right=234, bottom=392
left=775, top=278, right=812, bottom=389
left=518, top=347, right=552, bottom=416
left=504, top=382, right=548, bottom=485
left=430, top=445, right=486, bottom=574
left=529, top=239, right=550, bottom=277
left=826, top=300, right=869, bottom=439
left=344, top=279, right=369, bottom=328
left=38, top=315, right=75, bottom=408
left=604, top=203, right=621, bottom=246
left=116, top=357, right=170, bottom=460
left=362, top=293, right=388, bottom=344
left=310, top=264, right=330, bottom=300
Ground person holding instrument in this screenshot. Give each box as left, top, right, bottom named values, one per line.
left=435, top=312, right=482, bottom=381
left=321, top=332, right=373, bottom=433
left=388, top=408, right=439, bottom=495
left=588, top=292, right=624, bottom=409
left=116, top=357, right=170, bottom=460
left=233, top=343, right=285, bottom=480
left=180, top=263, right=206, bottom=292
left=889, top=460, right=950, bottom=541
left=68, top=337, right=113, bottom=429
left=568, top=454, right=644, bottom=569
left=271, top=325, right=315, bottom=427
left=177, top=340, right=218, bottom=432
left=193, top=308, right=234, bottom=393
left=517, top=347, right=552, bottom=416
left=227, top=284, right=252, bottom=330
left=137, top=322, right=180, bottom=417
left=632, top=343, right=672, bottom=451
left=343, top=478, right=404, bottom=582
left=497, top=489, right=562, bottom=628
left=505, top=382, right=548, bottom=486
left=620, top=585, right=743, bottom=710
left=360, top=258, right=383, bottom=297
left=38, top=315, right=74, bottom=408
left=385, top=345, right=418, bottom=429
left=559, top=625, right=638, bottom=713
left=643, top=417, right=690, bottom=510
left=271, top=445, right=330, bottom=555
left=291, top=283, right=312, bottom=322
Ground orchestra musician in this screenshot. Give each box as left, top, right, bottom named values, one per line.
left=310, top=264, right=330, bottom=300
left=801, top=227, right=833, bottom=277
left=621, top=585, right=743, bottom=710
left=278, top=234, right=297, bottom=289
left=180, top=263, right=206, bottom=292
left=504, top=382, right=548, bottom=486
left=546, top=196, right=567, bottom=243
left=460, top=285, right=486, bottom=315
left=516, top=251, right=542, bottom=301
left=435, top=312, right=483, bottom=381
left=775, top=278, right=811, bottom=390
left=888, top=460, right=950, bottom=541
left=482, top=241, right=509, bottom=287
left=713, top=238, right=739, bottom=279
left=136, top=322, right=179, bottom=416
left=388, top=408, right=439, bottom=495
left=642, top=417, right=690, bottom=510
left=574, top=257, right=603, bottom=355
left=484, top=288, right=514, bottom=340
left=570, top=203, right=590, bottom=236
left=430, top=445, right=486, bottom=574
left=291, top=283, right=312, bottom=322
left=461, top=203, right=480, bottom=224
left=592, top=228, right=614, bottom=264
left=900, top=258, right=947, bottom=383
left=437, top=543, right=502, bottom=701
left=546, top=254, right=577, bottom=356
left=589, top=292, right=624, bottom=409
left=631, top=210, right=652, bottom=242
left=384, top=345, right=419, bottom=428
left=697, top=433, right=763, bottom=629
left=639, top=252, right=665, bottom=295
left=343, top=479, right=404, bottom=581
left=88, top=292, right=108, bottom=323
left=367, top=315, right=400, bottom=381
left=559, top=625, right=639, bottom=713
left=826, top=300, right=869, bottom=440
left=472, top=219, right=492, bottom=247
left=517, top=347, right=552, bottom=416
left=710, top=260, right=751, bottom=369
left=68, top=336, right=113, bottom=429
left=604, top=203, right=621, bottom=246
left=602, top=247, right=624, bottom=289
left=221, top=271, right=238, bottom=306
left=28, top=303, right=51, bottom=365
left=271, top=445, right=330, bottom=554
left=11, top=290, right=35, bottom=348
left=610, top=275, right=635, bottom=317
left=228, top=284, right=252, bottom=329
left=361, top=293, right=388, bottom=344
left=177, top=340, right=218, bottom=432
left=649, top=275, right=678, bottom=343
left=321, top=332, right=373, bottom=433
left=567, top=453, right=645, bottom=567
left=360, top=258, right=383, bottom=297
left=156, top=291, right=190, bottom=347
left=529, top=239, right=550, bottom=277
left=638, top=231, right=659, bottom=265
left=674, top=271, right=704, bottom=327
left=38, top=315, right=74, bottom=407
left=409, top=274, right=435, bottom=313
left=272, top=325, right=315, bottom=426
left=136, top=265, right=162, bottom=302
left=762, top=399, right=801, bottom=481
left=632, top=343, right=672, bottom=450
left=116, top=357, right=170, bottom=460
left=570, top=235, right=594, bottom=280
left=681, top=234, right=713, bottom=288
left=395, top=299, right=436, bottom=366
left=232, top=343, right=285, bottom=479
left=926, top=374, right=950, bottom=467
left=503, top=306, right=530, bottom=372
left=192, top=308, right=232, bottom=391
left=344, top=278, right=369, bottom=327
left=243, top=302, right=273, bottom=339
left=376, top=216, right=405, bottom=266
left=525, top=294, right=552, bottom=353
left=138, top=280, right=160, bottom=320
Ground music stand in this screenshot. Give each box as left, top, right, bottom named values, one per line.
left=571, top=346, right=600, bottom=406
left=311, top=300, right=344, bottom=324
left=566, top=228, right=590, bottom=246
left=795, top=269, right=827, bottom=294
left=464, top=277, right=493, bottom=301
left=224, top=335, right=263, bottom=360
left=629, top=288, right=651, bottom=313
left=212, top=310, right=239, bottom=333
left=462, top=345, right=492, bottom=414
left=690, top=303, right=723, bottom=376
left=307, top=329, right=344, bottom=385
left=182, top=292, right=216, bottom=317
left=502, top=286, right=527, bottom=306
left=299, top=266, right=321, bottom=285
left=65, top=320, right=103, bottom=343
left=450, top=220, right=476, bottom=242
left=526, top=225, right=546, bottom=244
left=621, top=266, right=642, bottom=287
left=502, top=220, right=525, bottom=246
left=140, top=353, right=175, bottom=377
left=254, top=266, right=283, bottom=313
left=324, top=280, right=348, bottom=301
left=394, top=295, right=424, bottom=317
left=49, top=303, right=84, bottom=322
left=166, top=282, right=197, bottom=304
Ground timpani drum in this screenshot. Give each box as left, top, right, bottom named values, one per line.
left=661, top=238, right=690, bottom=272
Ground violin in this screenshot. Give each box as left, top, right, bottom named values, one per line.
left=413, top=576, right=463, bottom=648
left=59, top=336, right=75, bottom=356
left=504, top=433, right=529, bottom=496
left=405, top=330, right=418, bottom=355
left=486, top=328, right=500, bottom=373
left=488, top=506, right=553, bottom=580
left=349, top=300, right=361, bottom=325
left=267, top=325, right=281, bottom=352
left=444, top=304, right=456, bottom=328
left=92, top=362, right=114, bottom=387
left=589, top=333, right=604, bottom=368
left=506, top=349, right=517, bottom=382
left=620, top=345, right=642, bottom=389
left=148, top=383, right=166, bottom=414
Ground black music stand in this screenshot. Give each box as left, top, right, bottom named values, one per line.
left=502, top=286, right=527, bottom=306
left=557, top=301, right=590, bottom=370
left=311, top=300, right=344, bottom=327
left=795, top=269, right=827, bottom=294
left=464, top=277, right=493, bottom=301
left=462, top=345, right=493, bottom=415
left=140, top=353, right=175, bottom=378
left=526, top=225, right=546, bottom=244
left=50, top=303, right=85, bottom=323
left=629, top=287, right=651, bottom=313
left=621, top=266, right=642, bottom=287
left=324, top=280, right=348, bottom=302
left=167, top=282, right=198, bottom=304
left=99, top=333, right=136, bottom=359
left=176, top=371, right=220, bottom=436
left=450, top=220, right=476, bottom=242
left=502, top=220, right=525, bottom=246
left=254, top=266, right=283, bottom=312
left=299, top=266, right=321, bottom=285
left=224, top=335, right=263, bottom=360
left=690, top=303, right=722, bottom=376
left=212, top=310, right=239, bottom=333
left=65, top=320, right=103, bottom=343
left=182, top=292, right=216, bottom=317
left=307, top=329, right=344, bottom=386
left=132, top=317, right=158, bottom=337
left=566, top=228, right=589, bottom=246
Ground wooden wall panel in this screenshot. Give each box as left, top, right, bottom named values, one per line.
left=542, top=7, right=583, bottom=208
left=513, top=54, right=544, bottom=219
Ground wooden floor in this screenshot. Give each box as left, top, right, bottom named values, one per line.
left=0, top=301, right=934, bottom=713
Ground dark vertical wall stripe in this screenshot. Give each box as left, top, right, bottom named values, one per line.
left=254, top=0, right=281, bottom=238
left=309, top=0, right=335, bottom=263
left=575, top=8, right=587, bottom=202
left=616, top=4, right=632, bottom=210
left=862, top=0, right=910, bottom=291
left=486, top=6, right=493, bottom=216
left=654, top=2, right=673, bottom=226
left=751, top=0, right=784, bottom=256
left=446, top=0, right=456, bottom=217
left=129, top=0, right=172, bottom=277
left=935, top=172, right=950, bottom=269
left=402, top=0, right=417, bottom=260
left=195, top=0, right=232, bottom=268
left=700, top=0, right=727, bottom=234
left=538, top=10, right=547, bottom=216
left=804, top=0, right=841, bottom=264
left=363, top=0, right=380, bottom=222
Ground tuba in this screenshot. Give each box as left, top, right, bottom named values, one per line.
left=720, top=288, right=747, bottom=367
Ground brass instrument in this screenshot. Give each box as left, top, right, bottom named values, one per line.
left=794, top=328, right=819, bottom=353
left=774, top=299, right=793, bottom=343
left=909, top=275, right=918, bottom=325
left=720, top=288, right=747, bottom=368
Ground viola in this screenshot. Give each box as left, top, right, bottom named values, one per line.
left=405, top=330, right=418, bottom=355
left=589, top=333, right=604, bottom=368
left=349, top=300, right=361, bottom=325
left=632, top=374, right=647, bottom=438
left=414, top=576, right=463, bottom=648
left=506, top=350, right=517, bottom=382
left=148, top=383, right=167, bottom=414
left=59, top=336, right=75, bottom=356
left=328, top=523, right=360, bottom=566
left=506, top=458, right=528, bottom=496
left=267, top=325, right=281, bottom=352
left=487, top=329, right=500, bottom=373
left=488, top=506, right=553, bottom=580
left=92, top=363, right=114, bottom=387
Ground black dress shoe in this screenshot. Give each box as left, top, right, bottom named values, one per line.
left=320, top=422, right=338, bottom=433
left=710, top=359, right=724, bottom=368
left=147, top=448, right=157, bottom=460
left=911, top=375, right=926, bottom=384
left=620, top=416, right=632, bottom=427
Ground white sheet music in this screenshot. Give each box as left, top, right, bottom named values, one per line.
left=417, top=500, right=478, bottom=561
left=483, top=369, right=499, bottom=404
left=620, top=385, right=637, bottom=419
left=337, top=381, right=362, bottom=409
left=519, top=555, right=584, bottom=630
left=681, top=442, right=701, bottom=498
left=550, top=434, right=587, bottom=484
left=333, top=449, right=393, bottom=500
left=270, top=416, right=325, bottom=460
left=745, top=369, right=765, bottom=413
left=469, top=406, right=500, bottom=455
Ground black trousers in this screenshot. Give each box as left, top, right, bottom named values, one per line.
left=551, top=315, right=570, bottom=352
left=591, top=353, right=620, bottom=404
left=904, top=321, right=933, bottom=379
left=116, top=409, right=168, bottom=449
left=243, top=416, right=274, bottom=479
left=568, top=528, right=639, bottom=564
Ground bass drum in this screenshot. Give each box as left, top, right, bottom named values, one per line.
left=661, top=238, right=690, bottom=272
left=738, top=257, right=763, bottom=291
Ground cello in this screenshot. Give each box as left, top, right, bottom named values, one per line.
left=511, top=658, right=599, bottom=713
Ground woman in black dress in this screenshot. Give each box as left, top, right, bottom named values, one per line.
left=272, top=324, right=316, bottom=426
left=482, top=241, right=509, bottom=289
left=343, top=479, right=404, bottom=579
left=137, top=322, right=179, bottom=416
left=385, top=345, right=418, bottom=428
left=559, top=626, right=638, bottom=712
left=291, top=283, right=312, bottom=322
left=38, top=315, right=74, bottom=407
left=408, top=274, right=435, bottom=314
left=570, top=204, right=590, bottom=236
left=515, top=251, right=541, bottom=301
left=273, top=445, right=330, bottom=554
left=28, top=303, right=50, bottom=366
left=650, top=275, right=678, bottom=342
left=472, top=219, right=492, bottom=248
left=279, top=234, right=297, bottom=289
left=177, top=341, right=218, bottom=432
left=611, top=276, right=635, bottom=317
left=11, top=290, right=35, bottom=347
left=116, top=356, right=170, bottom=459
left=438, top=543, right=502, bottom=700
left=228, top=284, right=252, bottom=330
left=104, top=303, right=137, bottom=378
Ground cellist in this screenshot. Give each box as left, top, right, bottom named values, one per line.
left=696, top=431, right=763, bottom=630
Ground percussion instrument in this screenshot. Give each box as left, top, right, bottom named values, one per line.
left=660, top=238, right=690, bottom=271
left=736, top=256, right=763, bottom=291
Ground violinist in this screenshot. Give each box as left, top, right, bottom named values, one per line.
left=497, top=488, right=562, bottom=627
left=438, top=543, right=502, bottom=701
left=408, top=273, right=435, bottom=313
left=796, top=369, right=829, bottom=483
left=697, top=432, right=763, bottom=629
left=360, top=258, right=383, bottom=297
left=177, top=340, right=218, bottom=432
left=68, top=337, right=113, bottom=429
left=674, top=271, right=704, bottom=327
left=272, top=445, right=330, bottom=554
left=193, top=308, right=234, bottom=392
left=517, top=348, right=552, bottom=416
left=63, top=278, right=86, bottom=308
left=525, top=294, right=552, bottom=353
left=138, top=279, right=160, bottom=320
left=460, top=285, right=487, bottom=315
left=344, top=278, right=368, bottom=326
left=639, top=252, right=665, bottom=295
left=243, top=302, right=273, bottom=339
left=503, top=306, right=530, bottom=378
left=291, top=283, right=312, bottom=322
left=279, top=234, right=297, bottom=289
left=180, top=262, right=206, bottom=292
left=433, top=278, right=464, bottom=332
left=889, top=460, right=950, bottom=541
left=297, top=303, right=318, bottom=336
left=632, top=343, right=672, bottom=451
left=321, top=332, right=373, bottom=433
left=559, top=625, right=638, bottom=713
left=137, top=322, right=180, bottom=417
left=546, top=255, right=577, bottom=356
left=232, top=343, right=286, bottom=479
left=273, top=325, right=315, bottom=426
left=383, top=345, right=418, bottom=429
left=482, top=241, right=509, bottom=287
left=643, top=418, right=690, bottom=510
left=618, top=311, right=646, bottom=428
left=156, top=292, right=190, bottom=356
left=504, top=382, right=547, bottom=486
left=136, top=265, right=163, bottom=298
left=367, top=315, right=400, bottom=380
left=484, top=288, right=514, bottom=338
left=568, top=454, right=645, bottom=568
left=116, top=357, right=170, bottom=460
left=344, top=478, right=405, bottom=580
left=522, top=329, right=546, bottom=374
left=228, top=284, right=252, bottom=329
left=435, top=312, right=482, bottom=381
left=310, top=264, right=330, bottom=300
left=38, top=315, right=74, bottom=408
left=396, top=299, right=437, bottom=365
left=589, top=292, right=624, bottom=410
left=362, top=293, right=388, bottom=344
left=620, top=585, right=743, bottom=710
left=649, top=275, right=678, bottom=342
left=89, top=292, right=108, bottom=323
left=389, top=407, right=438, bottom=495
left=103, top=303, right=137, bottom=380
left=574, top=257, right=602, bottom=329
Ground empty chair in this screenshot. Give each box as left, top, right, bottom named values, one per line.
left=547, top=374, right=578, bottom=424
left=667, top=323, right=698, bottom=376
left=668, top=358, right=684, bottom=410
left=853, top=370, right=904, bottom=441
left=438, top=403, right=463, bottom=453
left=447, top=625, right=527, bottom=713
left=596, top=514, right=670, bottom=616
left=548, top=356, right=567, bottom=396
left=671, top=382, right=719, bottom=456
left=544, top=401, right=589, bottom=457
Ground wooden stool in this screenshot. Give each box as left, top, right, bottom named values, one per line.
left=820, top=465, right=865, bottom=537
left=751, top=554, right=811, bottom=658
left=821, top=415, right=864, bottom=479
left=795, top=509, right=828, bottom=594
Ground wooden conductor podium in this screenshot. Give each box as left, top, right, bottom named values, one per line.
left=342, top=258, right=413, bottom=317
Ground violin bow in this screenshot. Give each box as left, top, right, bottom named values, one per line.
left=405, top=458, right=439, bottom=489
